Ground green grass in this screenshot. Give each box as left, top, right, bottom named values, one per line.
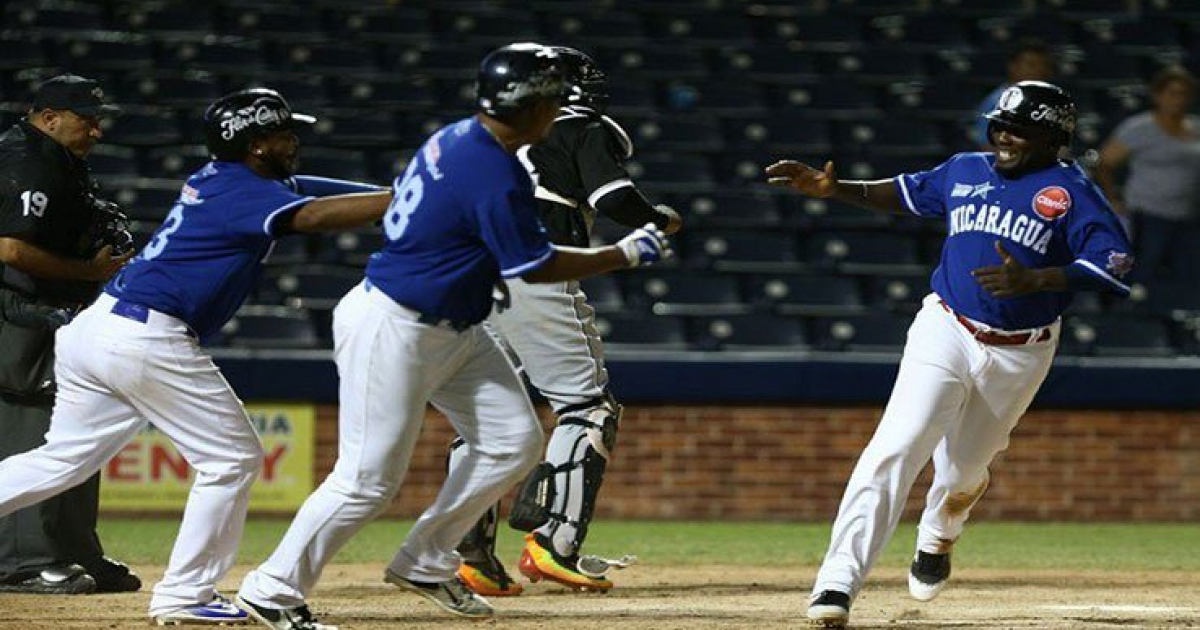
left=98, top=518, right=1200, bottom=571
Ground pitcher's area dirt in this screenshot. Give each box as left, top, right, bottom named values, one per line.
left=2, top=565, right=1198, bottom=629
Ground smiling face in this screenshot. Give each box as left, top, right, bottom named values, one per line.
left=988, top=120, right=1060, bottom=177
left=248, top=128, right=300, bottom=179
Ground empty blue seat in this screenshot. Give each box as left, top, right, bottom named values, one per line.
left=236, top=75, right=330, bottom=109
left=811, top=312, right=912, bottom=352
left=768, top=14, right=865, bottom=48
left=632, top=115, right=725, bottom=153
left=111, top=180, right=185, bottom=222
left=222, top=306, right=321, bottom=350
left=1064, top=48, right=1146, bottom=88
left=538, top=13, right=647, bottom=47
left=772, top=81, right=881, bottom=119
left=835, top=119, right=947, bottom=156
left=623, top=270, right=746, bottom=316
left=711, top=47, right=820, bottom=85
left=317, top=228, right=383, bottom=267
left=388, top=43, right=482, bottom=80
left=685, top=230, right=798, bottom=271
left=260, top=265, right=362, bottom=309
left=103, top=110, right=183, bottom=147
left=308, top=112, right=398, bottom=148
left=726, top=115, right=834, bottom=154
left=645, top=13, right=754, bottom=45
left=221, top=5, right=323, bottom=39
left=596, top=313, right=688, bottom=349
left=167, top=39, right=265, bottom=74
left=5, top=2, right=105, bottom=31
left=145, top=145, right=212, bottom=179
left=122, top=73, right=223, bottom=109
left=626, top=153, right=714, bottom=192
left=667, top=80, right=766, bottom=115
left=747, top=275, right=864, bottom=315
left=826, top=48, right=929, bottom=82
left=56, top=35, right=155, bottom=73
left=1081, top=19, right=1182, bottom=52
left=866, top=15, right=969, bottom=48
left=330, top=7, right=431, bottom=43
left=297, top=148, right=373, bottom=183
left=114, top=3, right=215, bottom=33
left=604, top=46, right=707, bottom=79
left=1064, top=314, right=1175, bottom=358
left=278, top=43, right=379, bottom=75
left=1041, top=0, right=1134, bottom=20
left=864, top=273, right=931, bottom=312
left=87, top=146, right=140, bottom=179
left=684, top=191, right=783, bottom=228
left=690, top=314, right=808, bottom=350
left=579, top=275, right=624, bottom=314
left=806, top=231, right=922, bottom=272
left=1145, top=280, right=1200, bottom=316
left=333, top=76, right=439, bottom=111
left=438, top=8, right=539, bottom=44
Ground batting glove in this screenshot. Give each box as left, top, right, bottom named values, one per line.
left=616, top=223, right=672, bottom=267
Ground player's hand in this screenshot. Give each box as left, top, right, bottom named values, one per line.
left=616, top=223, right=673, bottom=267
left=765, top=160, right=839, bottom=198
left=655, top=204, right=683, bottom=235
left=971, top=241, right=1043, bottom=298
left=87, top=245, right=135, bottom=281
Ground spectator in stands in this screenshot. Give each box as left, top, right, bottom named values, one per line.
left=973, top=39, right=1055, bottom=148
left=1096, top=65, right=1200, bottom=282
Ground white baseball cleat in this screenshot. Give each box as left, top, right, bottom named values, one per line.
left=807, top=590, right=850, bottom=628
left=908, top=551, right=952, bottom=602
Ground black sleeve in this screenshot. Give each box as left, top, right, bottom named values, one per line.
left=576, top=121, right=633, bottom=204
left=593, top=185, right=672, bottom=230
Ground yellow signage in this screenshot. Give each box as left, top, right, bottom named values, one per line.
left=100, top=403, right=315, bottom=512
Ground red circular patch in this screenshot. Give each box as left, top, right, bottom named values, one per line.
left=1032, top=186, right=1072, bottom=219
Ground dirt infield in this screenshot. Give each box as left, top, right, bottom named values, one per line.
left=1, top=565, right=1198, bottom=629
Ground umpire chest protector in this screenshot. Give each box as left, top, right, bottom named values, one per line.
left=520, top=106, right=633, bottom=247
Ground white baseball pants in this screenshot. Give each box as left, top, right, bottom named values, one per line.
left=0, top=293, right=263, bottom=617
left=240, top=282, right=542, bottom=609
left=812, top=293, right=1058, bottom=599
left=486, top=278, right=609, bottom=412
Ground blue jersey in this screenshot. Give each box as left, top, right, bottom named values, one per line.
left=105, top=163, right=318, bottom=339
left=897, top=152, right=1133, bottom=329
left=366, top=117, right=554, bottom=324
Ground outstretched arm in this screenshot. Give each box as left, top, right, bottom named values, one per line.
left=766, top=160, right=907, bottom=215
left=280, top=191, right=393, bottom=233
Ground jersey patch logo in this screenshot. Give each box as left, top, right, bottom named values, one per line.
left=1032, top=186, right=1071, bottom=219
left=1106, top=251, right=1134, bottom=278
left=951, top=182, right=994, bottom=199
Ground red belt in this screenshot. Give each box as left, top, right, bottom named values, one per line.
left=939, top=301, right=1051, bottom=346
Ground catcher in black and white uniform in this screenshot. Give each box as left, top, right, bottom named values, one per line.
left=448, top=46, right=681, bottom=596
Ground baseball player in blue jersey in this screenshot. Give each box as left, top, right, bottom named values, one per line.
left=767, top=81, right=1133, bottom=628
left=0, top=88, right=392, bottom=626
left=235, top=43, right=671, bottom=630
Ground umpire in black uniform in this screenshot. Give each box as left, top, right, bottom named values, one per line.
left=0, top=74, right=138, bottom=594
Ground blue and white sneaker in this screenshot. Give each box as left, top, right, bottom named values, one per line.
left=154, top=594, right=250, bottom=626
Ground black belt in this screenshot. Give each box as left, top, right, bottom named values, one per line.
left=364, top=279, right=473, bottom=332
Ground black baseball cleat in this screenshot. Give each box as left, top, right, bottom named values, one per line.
left=0, top=564, right=96, bottom=595
left=908, top=551, right=952, bottom=602
left=86, top=556, right=142, bottom=593
left=236, top=595, right=338, bottom=630
left=807, top=590, right=851, bottom=628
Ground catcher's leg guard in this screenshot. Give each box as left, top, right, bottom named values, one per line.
left=540, top=395, right=620, bottom=560
left=448, top=437, right=523, bottom=596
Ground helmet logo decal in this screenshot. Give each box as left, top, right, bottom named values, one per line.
left=495, top=72, right=564, bottom=104
left=997, top=87, right=1024, bottom=112
left=1030, top=103, right=1075, bottom=132
left=1032, top=186, right=1071, bottom=219
left=220, top=104, right=291, bottom=140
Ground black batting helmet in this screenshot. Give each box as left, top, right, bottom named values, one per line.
left=985, top=81, right=1076, bottom=147
left=203, top=88, right=315, bottom=161
left=552, top=46, right=608, bottom=111
left=476, top=43, right=566, bottom=117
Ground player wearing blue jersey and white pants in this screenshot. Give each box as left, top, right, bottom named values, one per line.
left=768, top=81, right=1133, bottom=628
left=0, top=88, right=392, bottom=626
left=236, top=43, right=671, bottom=630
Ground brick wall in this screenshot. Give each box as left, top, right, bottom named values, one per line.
left=314, top=406, right=1200, bottom=521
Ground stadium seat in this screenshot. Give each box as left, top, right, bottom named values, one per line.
left=826, top=48, right=929, bottom=83
left=538, top=13, right=647, bottom=48
left=111, top=179, right=185, bottom=222
left=166, top=39, right=266, bottom=74
left=121, top=73, right=223, bottom=109
left=329, top=6, right=431, bottom=43
left=102, top=110, right=183, bottom=147
left=631, top=115, right=726, bottom=153
left=835, top=119, right=948, bottom=157
left=219, top=5, right=324, bottom=40
left=317, top=229, right=384, bottom=267
left=644, top=13, right=754, bottom=45
left=684, top=191, right=783, bottom=229
left=277, top=43, right=380, bottom=76
left=683, top=229, right=799, bottom=272
left=0, top=36, right=47, bottom=71
left=114, top=2, right=215, bottom=33
left=55, top=35, right=156, bottom=73
left=746, top=274, right=865, bottom=316
left=810, top=312, right=912, bottom=353
left=794, top=197, right=894, bottom=231
left=308, top=111, right=399, bottom=149
left=333, top=77, right=439, bottom=111
left=260, top=265, right=363, bottom=310
left=1063, top=314, right=1175, bottom=358
left=805, top=231, right=922, bottom=273
left=296, top=148, right=373, bottom=183
left=726, top=114, right=834, bottom=154
left=623, top=270, right=747, bottom=316
left=603, top=46, right=708, bottom=80
left=771, top=81, right=881, bottom=119
left=145, top=145, right=212, bottom=180
left=5, top=2, right=105, bottom=31
left=689, top=314, right=808, bottom=351
left=87, top=145, right=141, bottom=179
left=668, top=80, right=767, bottom=116
left=596, top=313, right=689, bottom=350
left=710, top=47, right=821, bottom=85
left=579, top=275, right=625, bottom=314
left=222, top=305, right=321, bottom=350
left=625, top=153, right=715, bottom=193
